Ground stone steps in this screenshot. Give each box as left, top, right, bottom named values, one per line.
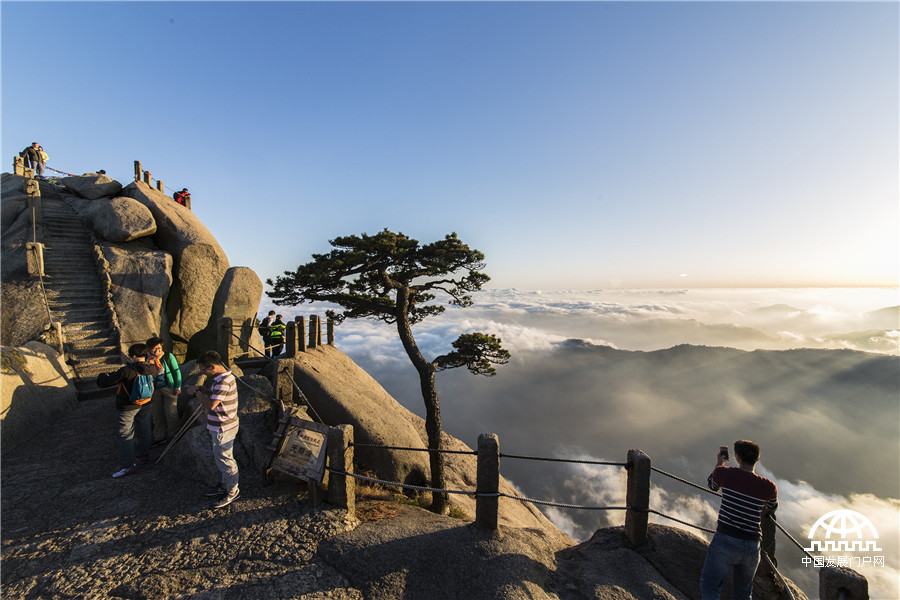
left=39, top=196, right=123, bottom=400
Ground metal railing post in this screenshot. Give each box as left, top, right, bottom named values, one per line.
left=326, top=424, right=355, bottom=517
left=476, top=433, right=500, bottom=530
left=625, top=449, right=651, bottom=546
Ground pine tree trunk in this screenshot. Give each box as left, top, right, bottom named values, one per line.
left=394, top=290, right=447, bottom=513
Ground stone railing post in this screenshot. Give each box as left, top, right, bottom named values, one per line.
left=476, top=433, right=500, bottom=530
left=327, top=318, right=335, bottom=346
left=309, top=315, right=319, bottom=349
left=326, top=424, right=355, bottom=517
left=274, top=359, right=293, bottom=406
left=625, top=449, right=651, bottom=546
left=143, top=170, right=151, bottom=185
left=156, top=180, right=164, bottom=192
left=295, top=316, right=307, bottom=352
left=285, top=321, right=298, bottom=358
left=217, top=317, right=233, bottom=366
left=134, top=161, right=141, bottom=181
left=820, top=566, right=868, bottom=600
left=26, top=243, right=45, bottom=277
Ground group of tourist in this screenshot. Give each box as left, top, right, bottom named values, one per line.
left=19, top=142, right=48, bottom=179
left=257, top=310, right=286, bottom=357
left=96, top=338, right=240, bottom=510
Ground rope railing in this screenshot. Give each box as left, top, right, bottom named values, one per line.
left=350, top=442, right=476, bottom=456
left=501, top=453, right=627, bottom=467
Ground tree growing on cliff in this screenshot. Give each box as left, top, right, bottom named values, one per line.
left=266, top=229, right=510, bottom=513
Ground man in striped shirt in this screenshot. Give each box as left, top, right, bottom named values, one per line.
left=187, top=351, right=240, bottom=509
left=700, top=440, right=778, bottom=600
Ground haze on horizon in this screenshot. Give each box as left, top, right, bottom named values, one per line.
left=2, top=1, right=898, bottom=291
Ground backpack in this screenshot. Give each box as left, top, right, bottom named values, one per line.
left=128, top=373, right=155, bottom=405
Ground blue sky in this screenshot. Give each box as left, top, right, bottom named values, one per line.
left=3, top=1, right=898, bottom=290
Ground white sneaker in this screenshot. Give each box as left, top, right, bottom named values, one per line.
left=112, top=464, right=137, bottom=478
left=212, top=489, right=240, bottom=509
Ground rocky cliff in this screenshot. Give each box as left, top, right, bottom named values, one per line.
left=0, top=170, right=810, bottom=600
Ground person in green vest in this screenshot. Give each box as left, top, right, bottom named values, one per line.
left=146, top=336, right=183, bottom=446
left=269, top=315, right=286, bottom=357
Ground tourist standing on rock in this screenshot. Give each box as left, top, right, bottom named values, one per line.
left=96, top=343, right=159, bottom=479
left=36, top=145, right=48, bottom=179
left=184, top=351, right=240, bottom=509
left=258, top=310, right=275, bottom=357
left=173, top=188, right=190, bottom=206
left=146, top=336, right=182, bottom=448
left=699, top=440, right=778, bottom=600
left=269, top=315, right=286, bottom=357
left=19, top=142, right=40, bottom=172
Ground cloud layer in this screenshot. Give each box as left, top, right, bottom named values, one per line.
left=261, top=288, right=899, bottom=597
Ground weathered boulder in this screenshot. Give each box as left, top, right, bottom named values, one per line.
left=1, top=176, right=46, bottom=347
left=554, top=524, right=807, bottom=600
left=1, top=174, right=28, bottom=232
left=70, top=196, right=157, bottom=243
left=120, top=181, right=229, bottom=360
left=61, top=174, right=123, bottom=200
left=98, top=244, right=173, bottom=352
left=280, top=344, right=570, bottom=540
left=1, top=342, right=78, bottom=456
left=190, top=266, right=264, bottom=359
left=161, top=371, right=278, bottom=488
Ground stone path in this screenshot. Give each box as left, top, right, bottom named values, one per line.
left=0, top=398, right=363, bottom=600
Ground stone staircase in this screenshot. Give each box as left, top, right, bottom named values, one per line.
left=39, top=196, right=122, bottom=401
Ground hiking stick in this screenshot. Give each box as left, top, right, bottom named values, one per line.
left=154, top=405, right=205, bottom=464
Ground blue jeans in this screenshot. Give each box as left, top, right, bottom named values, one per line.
left=210, top=427, right=239, bottom=495
left=116, top=405, right=151, bottom=468
left=700, top=532, right=760, bottom=600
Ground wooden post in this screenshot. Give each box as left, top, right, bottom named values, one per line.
left=134, top=161, right=141, bottom=182
left=295, top=316, right=307, bottom=352
left=327, top=318, right=335, bottom=346
left=326, top=425, right=355, bottom=516
left=476, top=433, right=500, bottom=530
left=819, top=566, right=868, bottom=600
left=309, top=315, right=319, bottom=349
left=217, top=317, right=234, bottom=366
left=625, top=449, right=651, bottom=546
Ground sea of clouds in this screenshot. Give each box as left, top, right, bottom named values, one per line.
left=260, top=287, right=899, bottom=596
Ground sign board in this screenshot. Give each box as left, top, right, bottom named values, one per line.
left=270, top=417, right=330, bottom=483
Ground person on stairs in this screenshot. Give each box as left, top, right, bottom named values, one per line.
left=146, top=336, right=182, bottom=448
left=96, top=343, right=159, bottom=479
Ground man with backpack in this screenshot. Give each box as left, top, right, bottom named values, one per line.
left=258, top=310, right=275, bottom=357
left=96, top=343, right=159, bottom=478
